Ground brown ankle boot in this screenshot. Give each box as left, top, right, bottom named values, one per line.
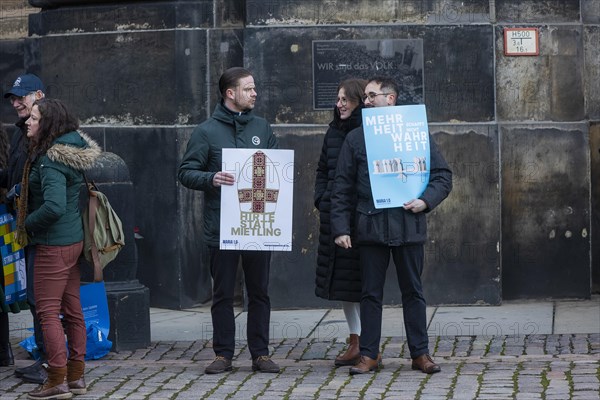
left=334, top=334, right=360, bottom=366
left=27, top=366, right=72, bottom=399
left=67, top=360, right=87, bottom=395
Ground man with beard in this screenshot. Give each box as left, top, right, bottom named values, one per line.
left=331, top=76, right=452, bottom=375
left=178, top=67, right=280, bottom=374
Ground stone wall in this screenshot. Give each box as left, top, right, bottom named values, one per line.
left=0, top=0, right=597, bottom=308
left=0, top=1, right=35, bottom=124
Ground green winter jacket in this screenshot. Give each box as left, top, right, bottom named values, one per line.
left=25, top=131, right=101, bottom=245
left=178, top=102, right=278, bottom=247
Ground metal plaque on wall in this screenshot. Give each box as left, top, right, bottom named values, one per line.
left=312, top=39, right=424, bottom=110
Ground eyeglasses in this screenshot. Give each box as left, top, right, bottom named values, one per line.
left=362, top=92, right=391, bottom=102
left=336, top=97, right=349, bottom=106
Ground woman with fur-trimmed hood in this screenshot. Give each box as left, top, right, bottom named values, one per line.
left=16, top=98, right=100, bottom=400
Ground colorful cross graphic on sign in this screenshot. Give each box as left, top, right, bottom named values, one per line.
left=237, top=151, right=279, bottom=213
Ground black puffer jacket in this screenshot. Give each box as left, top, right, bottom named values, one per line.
left=331, top=126, right=452, bottom=246
left=0, top=119, right=28, bottom=190
left=314, top=106, right=363, bottom=302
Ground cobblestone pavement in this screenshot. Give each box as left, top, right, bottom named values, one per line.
left=1, top=334, right=598, bottom=399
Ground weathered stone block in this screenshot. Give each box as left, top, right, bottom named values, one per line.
left=27, top=29, right=219, bottom=126
left=105, top=281, right=151, bottom=352
left=0, top=39, right=25, bottom=123
left=496, top=0, right=580, bottom=23
left=29, top=0, right=160, bottom=7
left=246, top=25, right=494, bottom=124
left=27, top=31, right=181, bottom=124
left=269, top=125, right=324, bottom=308
left=496, top=25, right=584, bottom=121
left=213, top=0, right=245, bottom=28
left=29, top=3, right=180, bottom=35
left=246, top=0, right=489, bottom=25
left=425, top=125, right=501, bottom=305
left=501, top=124, right=590, bottom=299
left=207, top=28, right=245, bottom=113
left=582, top=0, right=600, bottom=23
left=591, top=122, right=599, bottom=293
left=584, top=26, right=599, bottom=120
left=0, top=1, right=35, bottom=39
left=28, top=0, right=243, bottom=31
left=175, top=29, right=210, bottom=125
left=176, top=126, right=213, bottom=308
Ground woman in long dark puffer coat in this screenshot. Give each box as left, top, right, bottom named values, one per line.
left=314, top=78, right=366, bottom=366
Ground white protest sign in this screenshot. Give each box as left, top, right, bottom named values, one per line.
left=220, top=148, right=294, bottom=251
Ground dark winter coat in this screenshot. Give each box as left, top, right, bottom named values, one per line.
left=0, top=121, right=28, bottom=314
left=26, top=131, right=101, bottom=245
left=331, top=127, right=452, bottom=246
left=0, top=119, right=29, bottom=190
left=314, top=106, right=363, bottom=302
left=178, top=101, right=278, bottom=247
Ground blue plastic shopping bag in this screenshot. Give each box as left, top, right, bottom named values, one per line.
left=20, top=281, right=112, bottom=360
left=80, top=281, right=112, bottom=359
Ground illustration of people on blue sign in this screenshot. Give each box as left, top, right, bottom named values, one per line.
left=362, top=104, right=431, bottom=208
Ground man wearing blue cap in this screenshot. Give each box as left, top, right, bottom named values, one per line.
left=1, top=73, right=47, bottom=385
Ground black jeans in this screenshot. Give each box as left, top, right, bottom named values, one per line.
left=209, top=247, right=271, bottom=359
left=359, top=244, right=429, bottom=359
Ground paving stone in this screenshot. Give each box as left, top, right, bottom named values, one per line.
left=572, top=392, right=600, bottom=400
left=515, top=394, right=543, bottom=399
left=2, top=332, right=599, bottom=399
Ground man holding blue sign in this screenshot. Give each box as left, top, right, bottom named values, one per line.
left=331, top=76, right=452, bottom=375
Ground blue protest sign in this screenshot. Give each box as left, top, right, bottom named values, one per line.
left=362, top=104, right=430, bottom=208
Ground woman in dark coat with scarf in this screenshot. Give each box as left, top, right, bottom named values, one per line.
left=314, top=78, right=366, bottom=366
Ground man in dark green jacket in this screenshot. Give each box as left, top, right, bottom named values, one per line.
left=178, top=67, right=280, bottom=374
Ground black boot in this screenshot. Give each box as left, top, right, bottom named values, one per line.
left=17, top=359, right=48, bottom=384
left=0, top=342, right=14, bottom=366
left=0, top=313, right=13, bottom=366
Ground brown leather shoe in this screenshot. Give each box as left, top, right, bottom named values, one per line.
left=205, top=356, right=232, bottom=374
left=67, top=360, right=87, bottom=395
left=334, top=334, right=360, bottom=366
left=27, top=382, right=73, bottom=399
left=68, top=377, right=87, bottom=395
left=411, top=354, right=441, bottom=374
left=252, top=356, right=280, bottom=373
left=27, top=366, right=72, bottom=399
left=349, top=355, right=382, bottom=375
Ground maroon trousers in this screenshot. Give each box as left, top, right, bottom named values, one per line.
left=34, top=242, right=86, bottom=368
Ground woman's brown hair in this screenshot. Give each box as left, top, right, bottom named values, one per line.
left=30, top=98, right=79, bottom=155
left=337, top=78, right=368, bottom=105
